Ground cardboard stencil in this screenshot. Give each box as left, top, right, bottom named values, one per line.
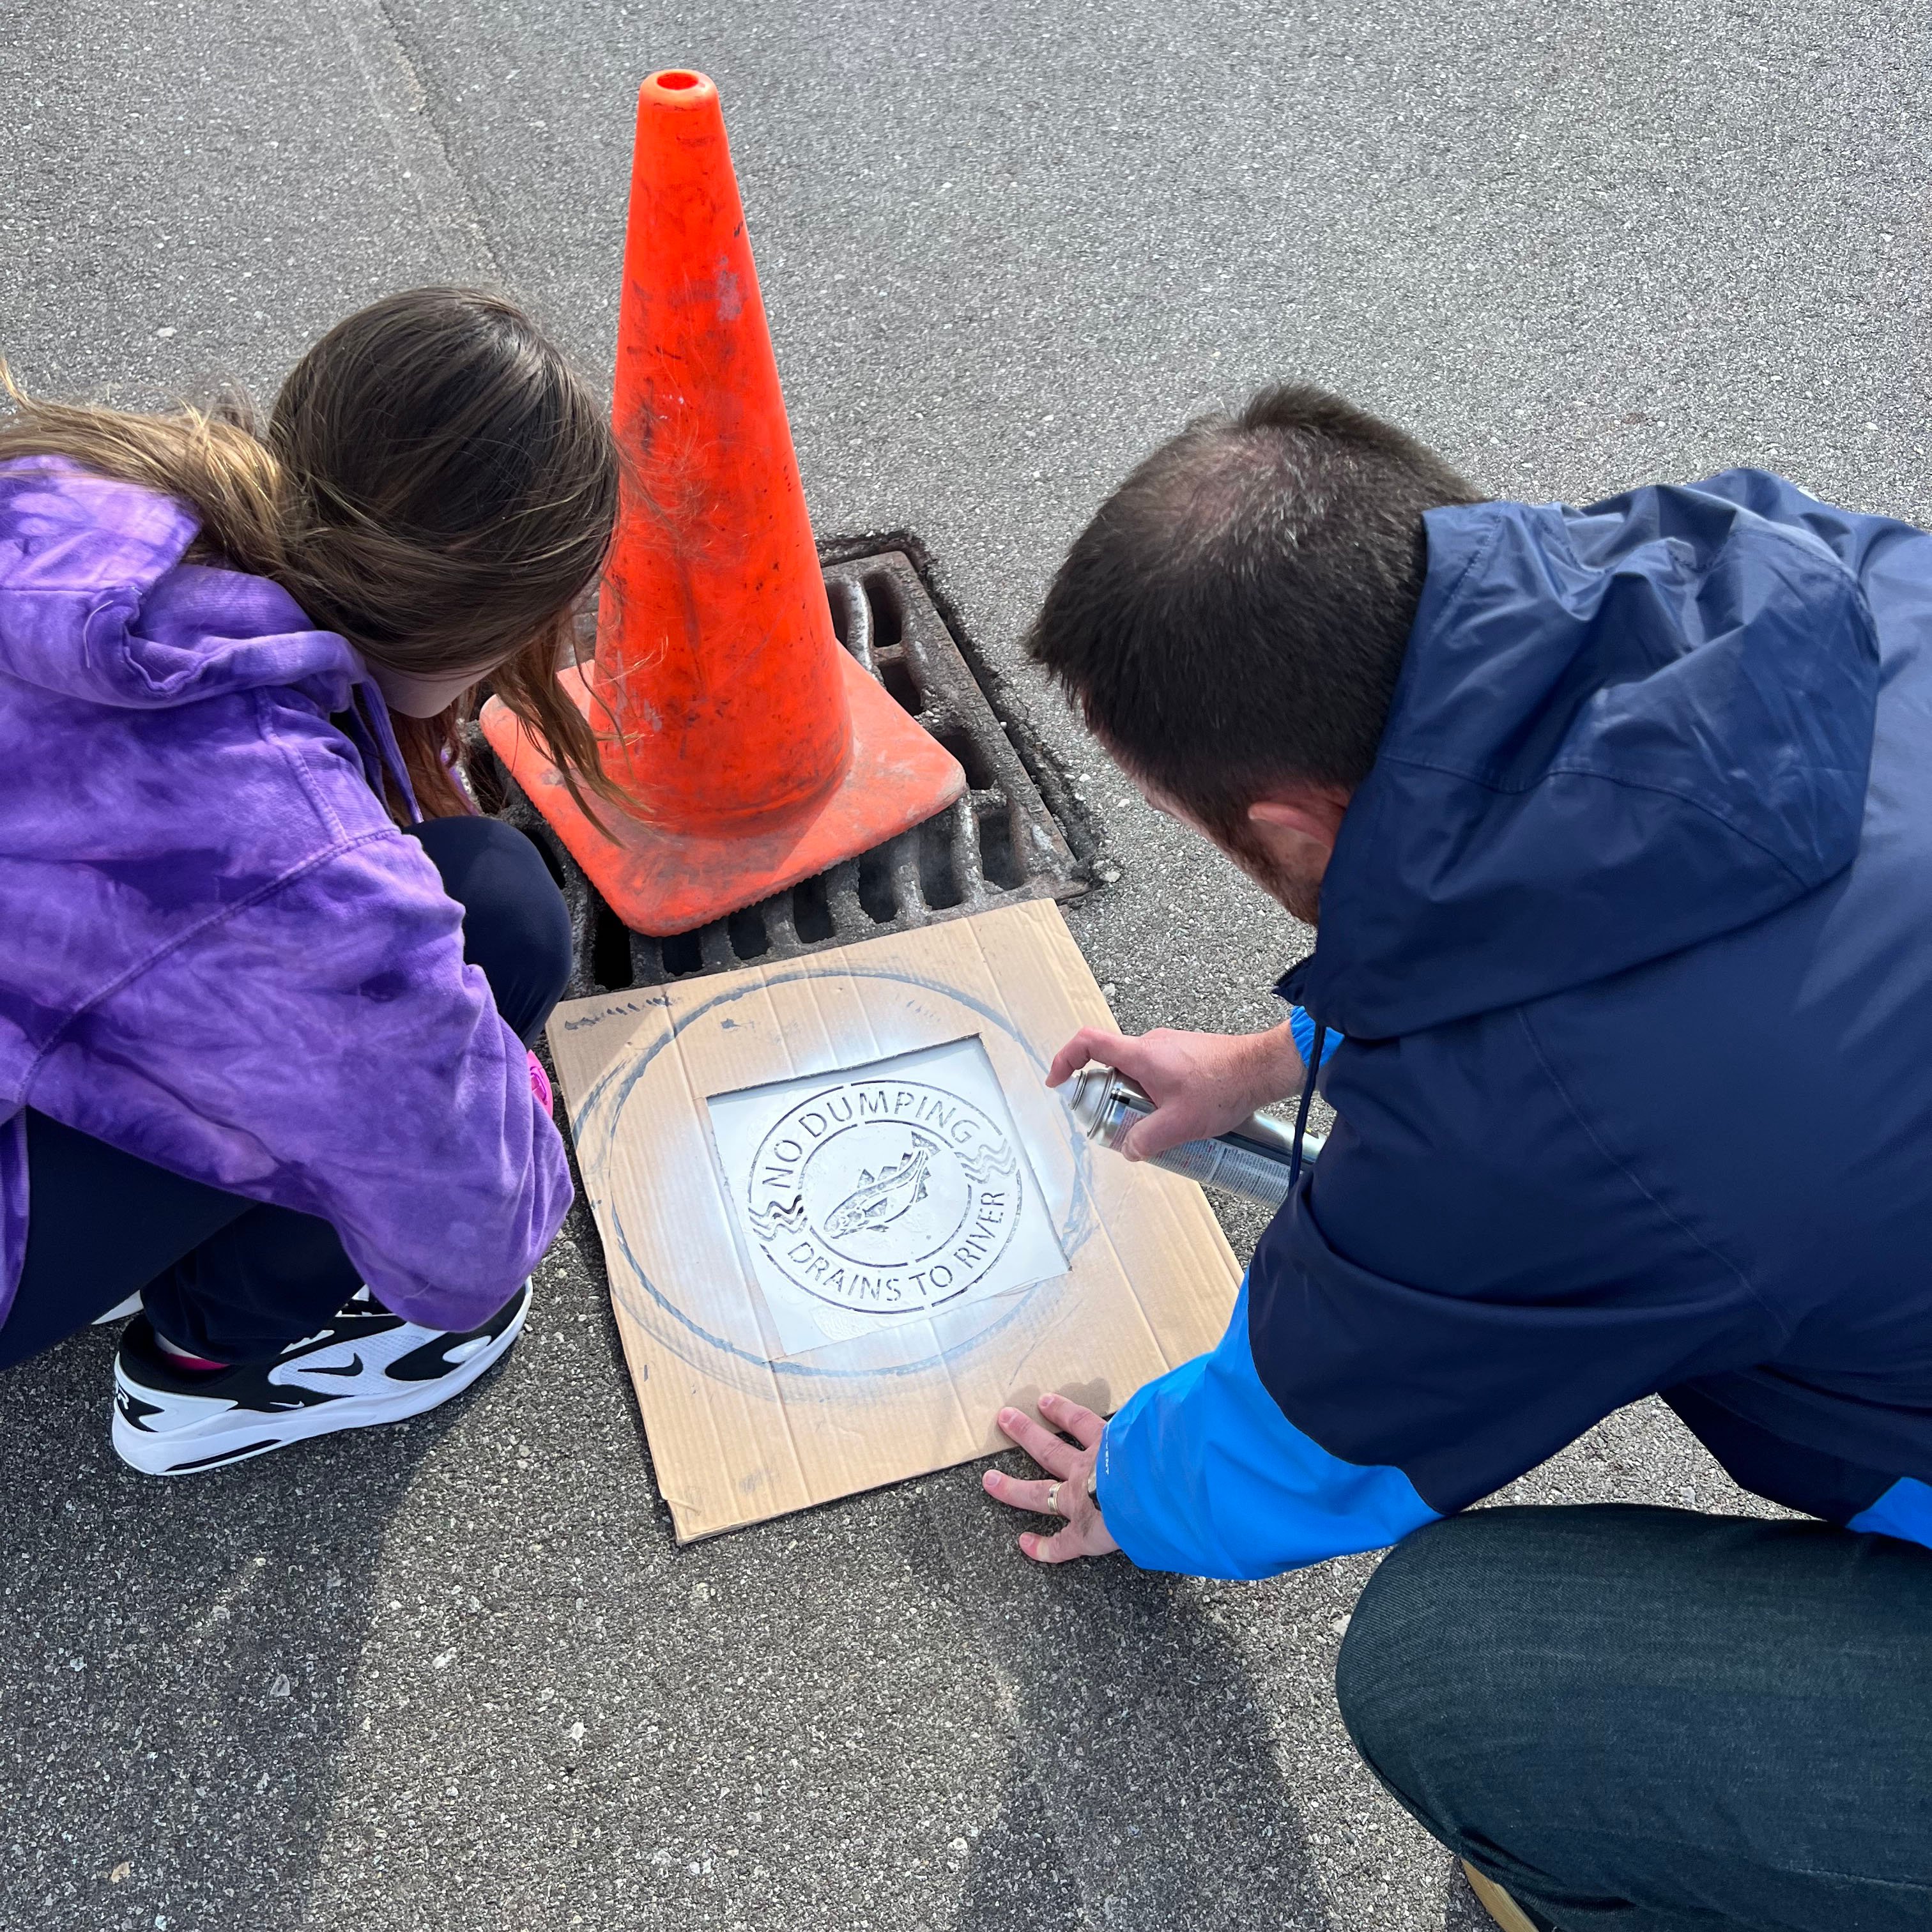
left=546, top=897, right=1241, bottom=1541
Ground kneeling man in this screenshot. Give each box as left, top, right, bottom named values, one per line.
left=989, top=387, right=1932, bottom=1931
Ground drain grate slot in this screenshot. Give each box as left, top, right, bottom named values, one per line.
left=589, top=897, right=633, bottom=992
left=855, top=848, right=897, bottom=925
left=660, top=929, right=703, bottom=976
left=935, top=724, right=995, bottom=791
left=792, top=873, right=835, bottom=944
left=877, top=652, right=922, bottom=716
left=862, top=571, right=904, bottom=649
left=976, top=800, right=1023, bottom=891
left=916, top=810, right=962, bottom=912
left=471, top=548, right=1089, bottom=995
left=726, top=904, right=770, bottom=962
left=827, top=582, right=854, bottom=651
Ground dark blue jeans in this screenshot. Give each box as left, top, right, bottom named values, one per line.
left=1, top=818, right=570, bottom=1368
left=1336, top=1505, right=1932, bottom=1931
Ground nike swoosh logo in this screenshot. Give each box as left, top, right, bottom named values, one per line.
left=302, top=1354, right=364, bottom=1379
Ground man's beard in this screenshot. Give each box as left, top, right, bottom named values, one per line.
left=1221, top=822, right=1323, bottom=926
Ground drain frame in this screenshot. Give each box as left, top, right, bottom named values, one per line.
left=468, top=547, right=1090, bottom=996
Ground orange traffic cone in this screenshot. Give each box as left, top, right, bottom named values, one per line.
left=481, top=68, right=966, bottom=935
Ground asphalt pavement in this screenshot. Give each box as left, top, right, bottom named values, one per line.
left=1, top=1, right=1926, bottom=1926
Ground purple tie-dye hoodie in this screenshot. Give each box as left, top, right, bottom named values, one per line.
left=0, top=457, right=572, bottom=1334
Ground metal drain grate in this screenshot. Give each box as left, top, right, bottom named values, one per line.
left=468, top=549, right=1089, bottom=996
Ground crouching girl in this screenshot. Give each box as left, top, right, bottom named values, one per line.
left=0, top=288, right=617, bottom=1473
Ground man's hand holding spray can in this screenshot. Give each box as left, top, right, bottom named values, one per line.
left=1047, top=1020, right=1320, bottom=1209
left=989, top=1020, right=1319, bottom=1563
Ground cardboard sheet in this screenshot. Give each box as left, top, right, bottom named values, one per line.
left=546, top=897, right=1241, bottom=1541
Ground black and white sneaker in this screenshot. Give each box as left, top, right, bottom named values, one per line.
left=111, top=1282, right=530, bottom=1476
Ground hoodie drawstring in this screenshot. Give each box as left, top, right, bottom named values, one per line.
left=363, top=682, right=422, bottom=824
left=1287, top=1020, right=1328, bottom=1195
left=345, top=678, right=424, bottom=825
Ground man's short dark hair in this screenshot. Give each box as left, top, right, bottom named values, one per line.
left=1026, top=384, right=1481, bottom=837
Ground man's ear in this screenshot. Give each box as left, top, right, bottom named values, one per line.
left=1247, top=786, right=1350, bottom=851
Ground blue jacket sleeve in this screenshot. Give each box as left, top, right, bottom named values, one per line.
left=1101, top=1006, right=1785, bottom=1581
left=1285, top=1005, right=1342, bottom=1072
left=1097, top=1275, right=1439, bottom=1579
left=1246, top=1010, right=1784, bottom=1521
left=1851, top=1478, right=1932, bottom=1546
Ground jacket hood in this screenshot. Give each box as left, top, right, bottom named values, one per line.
left=0, top=456, right=363, bottom=712
left=1299, top=473, right=1881, bottom=1039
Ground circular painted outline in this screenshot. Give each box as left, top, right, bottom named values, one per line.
left=570, top=964, right=1100, bottom=1390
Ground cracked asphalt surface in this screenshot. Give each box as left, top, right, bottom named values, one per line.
left=1, top=1, right=1925, bottom=1926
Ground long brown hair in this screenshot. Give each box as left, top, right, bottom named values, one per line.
left=0, top=288, right=621, bottom=822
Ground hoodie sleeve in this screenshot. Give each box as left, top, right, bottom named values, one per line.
left=28, top=827, right=571, bottom=1332
left=1098, top=1009, right=1783, bottom=1579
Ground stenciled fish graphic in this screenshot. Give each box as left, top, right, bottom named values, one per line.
left=822, top=1142, right=935, bottom=1239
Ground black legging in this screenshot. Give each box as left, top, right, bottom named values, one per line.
left=1, top=818, right=571, bottom=1368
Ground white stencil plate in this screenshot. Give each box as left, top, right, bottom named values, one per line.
left=707, top=1036, right=1070, bottom=1359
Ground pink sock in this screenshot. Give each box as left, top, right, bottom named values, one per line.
left=153, top=1332, right=229, bottom=1373
left=527, top=1049, right=553, bottom=1117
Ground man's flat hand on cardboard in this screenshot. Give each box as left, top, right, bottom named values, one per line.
left=985, top=1392, right=1119, bottom=1564
left=1046, top=1021, right=1305, bottom=1162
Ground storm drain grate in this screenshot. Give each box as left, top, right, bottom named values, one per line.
left=468, top=548, right=1090, bottom=996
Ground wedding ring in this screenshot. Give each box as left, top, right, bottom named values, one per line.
left=1046, top=1482, right=1062, bottom=1517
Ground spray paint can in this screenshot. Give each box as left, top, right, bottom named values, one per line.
left=1059, top=1066, right=1321, bottom=1211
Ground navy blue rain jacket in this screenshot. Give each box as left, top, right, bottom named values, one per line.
left=1096, top=469, right=1932, bottom=1577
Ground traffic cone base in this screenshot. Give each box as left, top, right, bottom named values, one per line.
left=480, top=654, right=967, bottom=937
